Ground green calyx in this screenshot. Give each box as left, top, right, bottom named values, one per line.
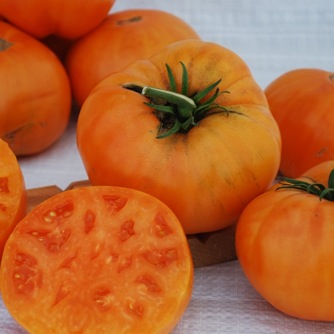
left=277, top=169, right=334, bottom=201
left=123, top=62, right=230, bottom=138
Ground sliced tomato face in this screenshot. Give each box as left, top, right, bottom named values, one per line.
left=1, top=186, right=193, bottom=334
left=0, top=138, right=26, bottom=259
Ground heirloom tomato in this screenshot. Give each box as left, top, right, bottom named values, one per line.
left=1, top=186, right=193, bottom=334
left=0, top=139, right=26, bottom=260
left=265, top=68, right=334, bottom=178
left=0, top=0, right=115, bottom=39
left=0, top=21, right=72, bottom=156
left=236, top=160, right=334, bottom=321
left=66, top=9, right=200, bottom=106
left=77, top=39, right=281, bottom=234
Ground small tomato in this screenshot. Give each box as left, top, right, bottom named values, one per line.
left=236, top=160, right=334, bottom=321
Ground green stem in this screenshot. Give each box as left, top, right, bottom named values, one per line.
left=142, top=86, right=196, bottom=120
left=277, top=169, right=334, bottom=201
left=123, top=62, right=231, bottom=138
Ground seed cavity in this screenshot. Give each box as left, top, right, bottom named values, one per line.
left=154, top=213, right=173, bottom=237
left=13, top=252, right=41, bottom=295
left=42, top=201, right=74, bottom=224
left=93, top=287, right=114, bottom=311
left=135, top=273, right=162, bottom=293
left=0, top=177, right=9, bottom=193
left=102, top=195, right=128, bottom=213
left=119, top=220, right=136, bottom=242
left=127, top=300, right=145, bottom=318
left=142, top=248, right=178, bottom=268
left=28, top=228, right=71, bottom=253
left=53, top=284, right=71, bottom=306
left=84, top=209, right=96, bottom=234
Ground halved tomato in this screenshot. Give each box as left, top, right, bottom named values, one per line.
left=1, top=186, right=193, bottom=333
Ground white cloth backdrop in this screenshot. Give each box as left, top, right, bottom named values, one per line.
left=2, top=0, right=334, bottom=333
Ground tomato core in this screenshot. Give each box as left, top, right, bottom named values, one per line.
left=123, top=62, right=232, bottom=138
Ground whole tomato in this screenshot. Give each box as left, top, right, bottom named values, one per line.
left=66, top=9, right=200, bottom=106
left=236, top=160, right=334, bottom=321
left=0, top=21, right=72, bottom=156
left=0, top=0, right=115, bottom=39
left=265, top=68, right=334, bottom=178
left=76, top=39, right=281, bottom=234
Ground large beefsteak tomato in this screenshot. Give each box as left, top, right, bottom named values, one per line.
left=236, top=160, right=334, bottom=321
left=0, top=0, right=115, bottom=39
left=77, top=39, right=281, bottom=234
left=0, top=21, right=72, bottom=156
left=265, top=68, right=334, bottom=178
left=66, top=9, right=200, bottom=106
left=1, top=185, right=193, bottom=333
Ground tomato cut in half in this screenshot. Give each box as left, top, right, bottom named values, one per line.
left=0, top=138, right=26, bottom=259
left=1, top=186, right=193, bottom=334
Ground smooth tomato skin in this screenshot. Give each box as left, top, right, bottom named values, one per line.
left=66, top=9, right=200, bottom=106
left=0, top=21, right=72, bottom=156
left=77, top=39, right=281, bottom=234
left=0, top=139, right=26, bottom=259
left=265, top=68, right=334, bottom=178
left=0, top=0, right=115, bottom=39
left=236, top=160, right=334, bottom=321
left=1, top=186, right=193, bottom=333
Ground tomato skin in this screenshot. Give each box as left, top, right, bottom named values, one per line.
left=0, top=139, right=26, bottom=259
left=66, top=9, right=200, bottom=106
left=77, top=39, right=281, bottom=234
left=0, top=21, right=72, bottom=156
left=1, top=185, right=193, bottom=333
left=264, top=68, right=334, bottom=178
left=0, top=0, right=115, bottom=39
left=236, top=160, right=334, bottom=321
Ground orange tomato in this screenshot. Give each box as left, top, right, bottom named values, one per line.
left=236, top=160, right=334, bottom=321
left=66, top=9, right=200, bottom=106
left=0, top=0, right=115, bottom=39
left=77, top=39, right=281, bottom=234
left=0, top=138, right=26, bottom=260
left=0, top=21, right=72, bottom=156
left=1, top=186, right=193, bottom=333
left=265, top=68, right=334, bottom=178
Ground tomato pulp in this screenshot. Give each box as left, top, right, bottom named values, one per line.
left=1, top=186, right=193, bottom=333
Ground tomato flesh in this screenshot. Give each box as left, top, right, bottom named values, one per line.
left=1, top=186, right=193, bottom=334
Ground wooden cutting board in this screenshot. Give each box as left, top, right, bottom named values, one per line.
left=27, top=181, right=237, bottom=268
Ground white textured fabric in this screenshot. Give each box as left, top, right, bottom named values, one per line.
left=3, top=1, right=334, bottom=333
